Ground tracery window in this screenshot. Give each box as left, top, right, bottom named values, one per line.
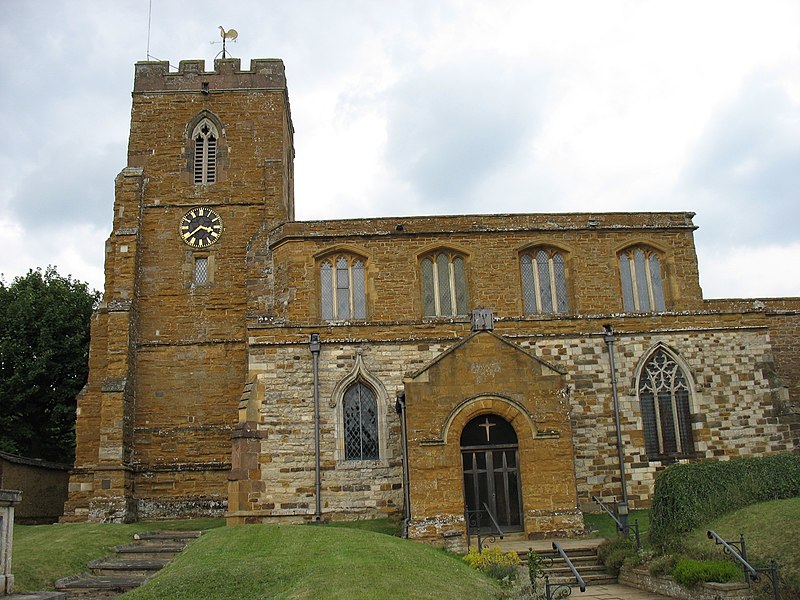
left=343, top=382, right=379, bottom=461
left=421, top=251, right=467, bottom=317
left=638, top=348, right=694, bottom=460
left=320, top=255, right=366, bottom=321
left=619, top=246, right=665, bottom=312
left=193, top=119, right=218, bottom=184
left=521, top=248, right=569, bottom=314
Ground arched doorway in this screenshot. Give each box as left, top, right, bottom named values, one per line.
left=461, top=414, right=523, bottom=532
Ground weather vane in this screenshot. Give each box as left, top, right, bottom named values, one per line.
left=213, top=26, right=239, bottom=59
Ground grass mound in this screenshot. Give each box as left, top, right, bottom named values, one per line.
left=682, top=497, right=800, bottom=598
left=122, top=524, right=499, bottom=600
left=13, top=518, right=224, bottom=592
left=650, top=454, right=800, bottom=548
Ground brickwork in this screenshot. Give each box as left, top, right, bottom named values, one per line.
left=67, top=56, right=798, bottom=540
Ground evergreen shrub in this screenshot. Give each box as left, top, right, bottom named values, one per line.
left=672, top=559, right=742, bottom=587
left=649, top=454, right=800, bottom=549
left=597, top=537, right=636, bottom=576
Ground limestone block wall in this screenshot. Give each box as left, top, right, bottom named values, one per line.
left=516, top=324, right=792, bottom=509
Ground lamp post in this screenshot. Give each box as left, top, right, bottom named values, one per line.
left=309, top=333, right=322, bottom=521
left=603, top=324, right=629, bottom=536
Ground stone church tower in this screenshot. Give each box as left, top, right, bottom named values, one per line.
left=63, top=59, right=295, bottom=521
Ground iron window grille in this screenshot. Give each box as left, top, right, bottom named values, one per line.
left=521, top=248, right=569, bottom=314
left=343, top=382, right=379, bottom=461
left=638, top=349, right=694, bottom=460
left=421, top=251, right=468, bottom=317
left=194, top=256, right=209, bottom=285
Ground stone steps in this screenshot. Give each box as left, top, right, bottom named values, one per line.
left=55, top=530, right=200, bottom=599
left=517, top=542, right=618, bottom=587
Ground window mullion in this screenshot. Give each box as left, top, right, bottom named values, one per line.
left=629, top=255, right=641, bottom=311
left=532, top=255, right=543, bottom=313
left=448, top=258, right=457, bottom=316
left=432, top=258, right=441, bottom=316
left=644, top=253, right=656, bottom=310
left=548, top=255, right=558, bottom=312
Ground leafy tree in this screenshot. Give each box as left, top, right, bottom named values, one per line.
left=0, top=267, right=99, bottom=463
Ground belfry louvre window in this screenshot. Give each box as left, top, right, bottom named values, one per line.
left=421, top=251, right=468, bottom=317
left=320, top=255, right=366, bottom=321
left=521, top=248, right=568, bottom=314
left=619, top=246, right=665, bottom=312
left=193, top=120, right=218, bottom=184
left=343, top=382, right=379, bottom=460
left=638, top=349, right=694, bottom=460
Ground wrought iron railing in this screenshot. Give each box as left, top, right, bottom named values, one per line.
left=465, top=502, right=504, bottom=552
left=591, top=495, right=641, bottom=550
left=536, top=542, right=586, bottom=600
left=707, top=530, right=780, bottom=600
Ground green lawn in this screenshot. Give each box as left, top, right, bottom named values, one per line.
left=12, top=518, right=224, bottom=593
left=122, top=524, right=499, bottom=600
left=582, top=509, right=651, bottom=541
left=681, top=497, right=800, bottom=596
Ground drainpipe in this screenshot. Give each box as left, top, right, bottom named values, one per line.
left=603, top=324, right=630, bottom=536
left=309, top=333, right=322, bottom=521
left=395, top=391, right=411, bottom=538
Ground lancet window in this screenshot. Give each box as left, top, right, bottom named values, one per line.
left=421, top=250, right=468, bottom=317
left=343, top=382, right=379, bottom=461
left=320, top=255, right=366, bottom=321
left=619, top=246, right=665, bottom=312
left=638, top=348, right=694, bottom=460
left=521, top=248, right=569, bottom=314
left=192, top=119, right=218, bottom=184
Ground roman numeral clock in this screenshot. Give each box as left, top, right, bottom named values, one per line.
left=180, top=207, right=223, bottom=248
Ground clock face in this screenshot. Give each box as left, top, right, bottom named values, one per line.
left=180, top=207, right=223, bottom=248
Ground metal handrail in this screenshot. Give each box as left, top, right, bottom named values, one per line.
left=482, top=502, right=505, bottom=538
left=553, top=541, right=586, bottom=592
left=707, top=530, right=759, bottom=580
left=707, top=530, right=780, bottom=600
left=592, top=495, right=624, bottom=531
left=591, top=495, right=641, bottom=549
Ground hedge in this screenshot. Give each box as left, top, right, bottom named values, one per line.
left=649, top=454, right=800, bottom=548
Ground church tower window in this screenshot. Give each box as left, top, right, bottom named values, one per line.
left=192, top=119, right=218, bottom=184
left=343, top=382, right=379, bottom=461
left=521, top=248, right=569, bottom=314
left=320, top=255, right=366, bottom=321
left=619, top=246, right=665, bottom=312
left=638, top=348, right=694, bottom=460
left=421, top=251, right=468, bottom=317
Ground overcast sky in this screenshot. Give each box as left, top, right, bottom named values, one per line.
left=1, top=1, right=798, bottom=298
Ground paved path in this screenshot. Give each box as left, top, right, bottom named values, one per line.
left=578, top=583, right=673, bottom=600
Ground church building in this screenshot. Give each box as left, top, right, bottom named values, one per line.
left=62, top=58, right=799, bottom=546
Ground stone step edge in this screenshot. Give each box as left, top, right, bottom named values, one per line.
left=55, top=572, right=146, bottom=591
left=133, top=530, right=201, bottom=540
left=87, top=558, right=171, bottom=571
left=114, top=543, right=186, bottom=554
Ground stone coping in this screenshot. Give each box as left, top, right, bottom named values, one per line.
left=619, top=566, right=753, bottom=600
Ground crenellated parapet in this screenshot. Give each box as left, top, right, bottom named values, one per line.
left=133, top=58, right=287, bottom=93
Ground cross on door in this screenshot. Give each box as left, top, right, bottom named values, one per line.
left=478, top=416, right=495, bottom=442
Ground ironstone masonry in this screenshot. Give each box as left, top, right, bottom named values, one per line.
left=63, top=58, right=799, bottom=548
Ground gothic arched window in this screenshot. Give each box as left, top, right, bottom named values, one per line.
left=521, top=247, right=569, bottom=314
left=638, top=348, right=694, bottom=460
left=619, top=246, right=665, bottom=312
left=421, top=250, right=468, bottom=317
left=343, top=382, right=379, bottom=461
left=320, top=255, right=366, bottom=321
left=192, top=119, right=218, bottom=184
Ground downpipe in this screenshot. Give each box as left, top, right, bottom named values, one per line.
left=395, top=391, right=411, bottom=538
left=603, top=324, right=630, bottom=535
left=310, top=333, right=322, bottom=521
